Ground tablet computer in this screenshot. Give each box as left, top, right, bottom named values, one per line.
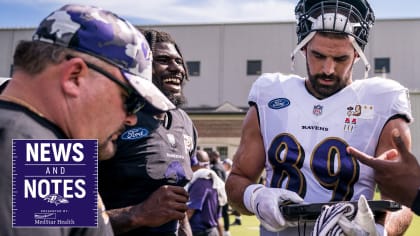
left=280, top=200, right=401, bottom=221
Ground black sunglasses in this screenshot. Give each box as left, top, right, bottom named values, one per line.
left=66, top=55, right=145, bottom=115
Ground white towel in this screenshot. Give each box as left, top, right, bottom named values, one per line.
left=188, top=168, right=227, bottom=206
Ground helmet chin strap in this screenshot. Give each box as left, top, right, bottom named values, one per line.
left=350, top=36, right=370, bottom=79
left=291, top=31, right=316, bottom=72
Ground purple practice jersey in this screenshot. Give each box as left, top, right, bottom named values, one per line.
left=188, top=178, right=220, bottom=233
left=98, top=108, right=197, bottom=235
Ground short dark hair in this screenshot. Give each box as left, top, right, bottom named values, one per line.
left=13, top=40, right=70, bottom=75
left=208, top=150, right=221, bottom=163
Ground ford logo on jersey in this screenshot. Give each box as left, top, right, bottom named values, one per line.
left=268, top=98, right=290, bottom=109
left=120, top=127, right=149, bottom=140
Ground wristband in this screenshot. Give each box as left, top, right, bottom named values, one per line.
left=243, top=184, right=264, bottom=213
left=411, top=188, right=420, bottom=216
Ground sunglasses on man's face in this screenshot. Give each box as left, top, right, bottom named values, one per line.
left=66, top=55, right=145, bottom=115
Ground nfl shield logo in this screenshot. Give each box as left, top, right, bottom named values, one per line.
left=167, top=133, right=176, bottom=148
left=313, top=105, right=323, bottom=116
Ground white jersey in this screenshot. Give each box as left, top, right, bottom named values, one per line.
left=248, top=73, right=412, bottom=236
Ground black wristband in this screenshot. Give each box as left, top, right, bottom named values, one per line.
left=411, top=188, right=420, bottom=216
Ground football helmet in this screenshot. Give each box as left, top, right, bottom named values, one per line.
left=291, top=0, right=375, bottom=77
left=295, top=0, right=375, bottom=50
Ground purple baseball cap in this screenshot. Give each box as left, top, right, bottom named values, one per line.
left=32, top=4, right=175, bottom=113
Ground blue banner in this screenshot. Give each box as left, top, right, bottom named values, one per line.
left=12, top=139, right=98, bottom=227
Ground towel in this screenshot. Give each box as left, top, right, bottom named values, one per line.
left=188, top=168, right=227, bottom=206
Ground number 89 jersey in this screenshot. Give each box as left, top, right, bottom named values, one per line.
left=249, top=73, right=412, bottom=203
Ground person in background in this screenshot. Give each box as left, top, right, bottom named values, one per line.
left=225, top=0, right=413, bottom=235
left=209, top=150, right=227, bottom=182
left=348, top=129, right=420, bottom=216
left=208, top=150, right=227, bottom=235
left=222, top=159, right=233, bottom=176
left=99, top=29, right=198, bottom=236
left=229, top=210, right=242, bottom=227
left=187, top=150, right=227, bottom=236
left=221, top=159, right=232, bottom=236
left=0, top=4, right=173, bottom=236
left=221, top=158, right=241, bottom=234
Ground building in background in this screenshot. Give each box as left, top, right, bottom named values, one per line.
left=1, top=19, right=419, bottom=158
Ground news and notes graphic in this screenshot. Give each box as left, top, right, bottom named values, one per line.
left=12, top=139, right=98, bottom=227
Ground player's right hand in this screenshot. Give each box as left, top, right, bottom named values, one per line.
left=243, top=184, right=304, bottom=232
left=135, top=185, right=189, bottom=227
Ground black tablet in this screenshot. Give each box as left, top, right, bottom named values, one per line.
left=280, top=200, right=401, bottom=221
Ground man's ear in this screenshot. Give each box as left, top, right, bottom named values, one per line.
left=353, top=49, right=360, bottom=64
left=301, top=46, right=307, bottom=58
left=61, top=57, right=88, bottom=97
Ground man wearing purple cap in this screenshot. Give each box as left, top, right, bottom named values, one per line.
left=0, top=4, right=175, bottom=236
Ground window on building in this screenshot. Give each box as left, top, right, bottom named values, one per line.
left=247, top=60, right=262, bottom=75
left=217, top=146, right=228, bottom=160
left=187, top=61, right=200, bottom=76
left=203, top=147, right=213, bottom=155
left=374, top=58, right=390, bottom=74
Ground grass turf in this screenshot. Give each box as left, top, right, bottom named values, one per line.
left=227, top=192, right=420, bottom=236
left=228, top=214, right=420, bottom=236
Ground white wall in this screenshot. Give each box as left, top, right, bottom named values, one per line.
left=410, top=92, right=420, bottom=159
left=0, top=21, right=419, bottom=157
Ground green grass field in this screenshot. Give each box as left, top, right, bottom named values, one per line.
left=228, top=214, right=420, bottom=236
left=405, top=215, right=420, bottom=235
left=227, top=192, right=420, bottom=236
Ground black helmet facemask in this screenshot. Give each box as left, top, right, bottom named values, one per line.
left=292, top=0, right=375, bottom=79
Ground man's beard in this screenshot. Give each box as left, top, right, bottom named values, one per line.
left=165, top=90, right=187, bottom=107
left=154, top=77, right=187, bottom=107
left=307, top=69, right=351, bottom=99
